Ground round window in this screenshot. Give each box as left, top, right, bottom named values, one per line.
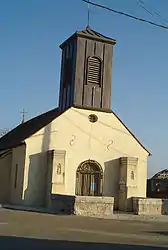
left=88, top=114, right=98, bottom=123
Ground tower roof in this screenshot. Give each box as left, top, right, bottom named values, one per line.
left=60, top=26, right=116, bottom=49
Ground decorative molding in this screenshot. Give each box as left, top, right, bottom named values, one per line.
left=69, top=135, right=76, bottom=146
left=56, top=163, right=62, bottom=175
left=131, top=170, right=135, bottom=180
left=47, top=150, right=66, bottom=185
left=54, top=150, right=66, bottom=157
left=106, top=140, right=113, bottom=151
left=120, top=157, right=138, bottom=166
left=119, top=180, right=126, bottom=191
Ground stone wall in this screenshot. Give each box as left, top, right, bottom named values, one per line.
left=50, top=194, right=114, bottom=216
left=50, top=194, right=75, bottom=214
left=132, top=197, right=168, bottom=215
left=163, top=200, right=168, bottom=215
left=75, top=196, right=114, bottom=216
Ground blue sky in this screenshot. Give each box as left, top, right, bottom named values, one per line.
left=0, top=0, right=168, bottom=177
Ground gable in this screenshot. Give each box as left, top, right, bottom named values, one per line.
left=0, top=105, right=150, bottom=156
left=29, top=106, right=150, bottom=158
left=68, top=107, right=151, bottom=156
left=112, top=111, right=151, bottom=156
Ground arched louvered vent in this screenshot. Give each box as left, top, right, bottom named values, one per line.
left=87, top=56, right=101, bottom=86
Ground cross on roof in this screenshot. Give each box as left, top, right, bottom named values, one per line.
left=87, top=0, right=91, bottom=28
left=20, top=108, right=28, bottom=123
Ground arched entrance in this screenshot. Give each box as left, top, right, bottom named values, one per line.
left=75, top=160, right=103, bottom=196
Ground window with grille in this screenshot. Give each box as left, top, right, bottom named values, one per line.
left=87, top=56, right=101, bottom=86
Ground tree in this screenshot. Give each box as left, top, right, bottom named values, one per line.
left=0, top=128, right=9, bottom=138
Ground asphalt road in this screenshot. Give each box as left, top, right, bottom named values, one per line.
left=0, top=209, right=168, bottom=249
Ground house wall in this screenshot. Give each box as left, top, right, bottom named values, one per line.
left=0, top=151, right=12, bottom=203
left=9, top=144, right=26, bottom=205
left=23, top=107, right=148, bottom=207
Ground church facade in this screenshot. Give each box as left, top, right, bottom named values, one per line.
left=0, top=27, right=150, bottom=211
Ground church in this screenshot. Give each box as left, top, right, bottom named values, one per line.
left=0, top=27, right=150, bottom=213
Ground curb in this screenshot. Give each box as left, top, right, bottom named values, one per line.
left=2, top=204, right=59, bottom=215
left=2, top=205, right=168, bottom=223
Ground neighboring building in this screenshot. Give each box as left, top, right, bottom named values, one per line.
left=147, top=169, right=168, bottom=198
left=0, top=27, right=150, bottom=211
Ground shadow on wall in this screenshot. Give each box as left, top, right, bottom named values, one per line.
left=41, top=123, right=54, bottom=208
left=0, top=235, right=165, bottom=250
left=24, top=123, right=52, bottom=207
left=50, top=194, right=75, bottom=214
left=0, top=151, right=12, bottom=204
left=41, top=123, right=52, bottom=152
left=24, top=152, right=48, bottom=207
left=9, top=145, right=26, bottom=206
left=104, top=158, right=120, bottom=210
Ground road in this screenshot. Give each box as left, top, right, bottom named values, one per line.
left=0, top=209, right=168, bottom=249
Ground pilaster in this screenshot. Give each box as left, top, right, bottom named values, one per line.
left=118, top=157, right=138, bottom=211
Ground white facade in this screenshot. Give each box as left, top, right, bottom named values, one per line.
left=5, top=107, right=149, bottom=209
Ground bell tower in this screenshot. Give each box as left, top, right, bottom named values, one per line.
left=59, top=26, right=116, bottom=111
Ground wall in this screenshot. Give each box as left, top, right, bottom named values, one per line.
left=24, top=107, right=149, bottom=206
left=23, top=152, right=48, bottom=206
left=104, top=158, right=120, bottom=209
left=22, top=125, right=50, bottom=206
left=9, top=144, right=26, bottom=205
left=74, top=196, right=114, bottom=216
left=0, top=151, right=12, bottom=203
left=118, top=157, right=147, bottom=211
left=50, top=194, right=114, bottom=216
left=132, top=198, right=168, bottom=215
left=132, top=198, right=162, bottom=215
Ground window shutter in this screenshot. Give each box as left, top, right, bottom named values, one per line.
left=87, top=57, right=101, bottom=86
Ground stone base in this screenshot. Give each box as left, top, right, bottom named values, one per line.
left=163, top=200, right=168, bottom=215
left=132, top=198, right=162, bottom=215
left=50, top=194, right=114, bottom=216
left=74, top=196, right=114, bottom=216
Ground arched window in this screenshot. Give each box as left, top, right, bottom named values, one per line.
left=87, top=56, right=102, bottom=86
left=75, top=160, right=103, bottom=196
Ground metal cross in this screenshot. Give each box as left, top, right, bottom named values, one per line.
left=87, top=0, right=90, bottom=28
left=20, top=108, right=28, bottom=123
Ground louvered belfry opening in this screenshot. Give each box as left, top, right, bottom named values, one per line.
left=87, top=56, right=101, bottom=86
